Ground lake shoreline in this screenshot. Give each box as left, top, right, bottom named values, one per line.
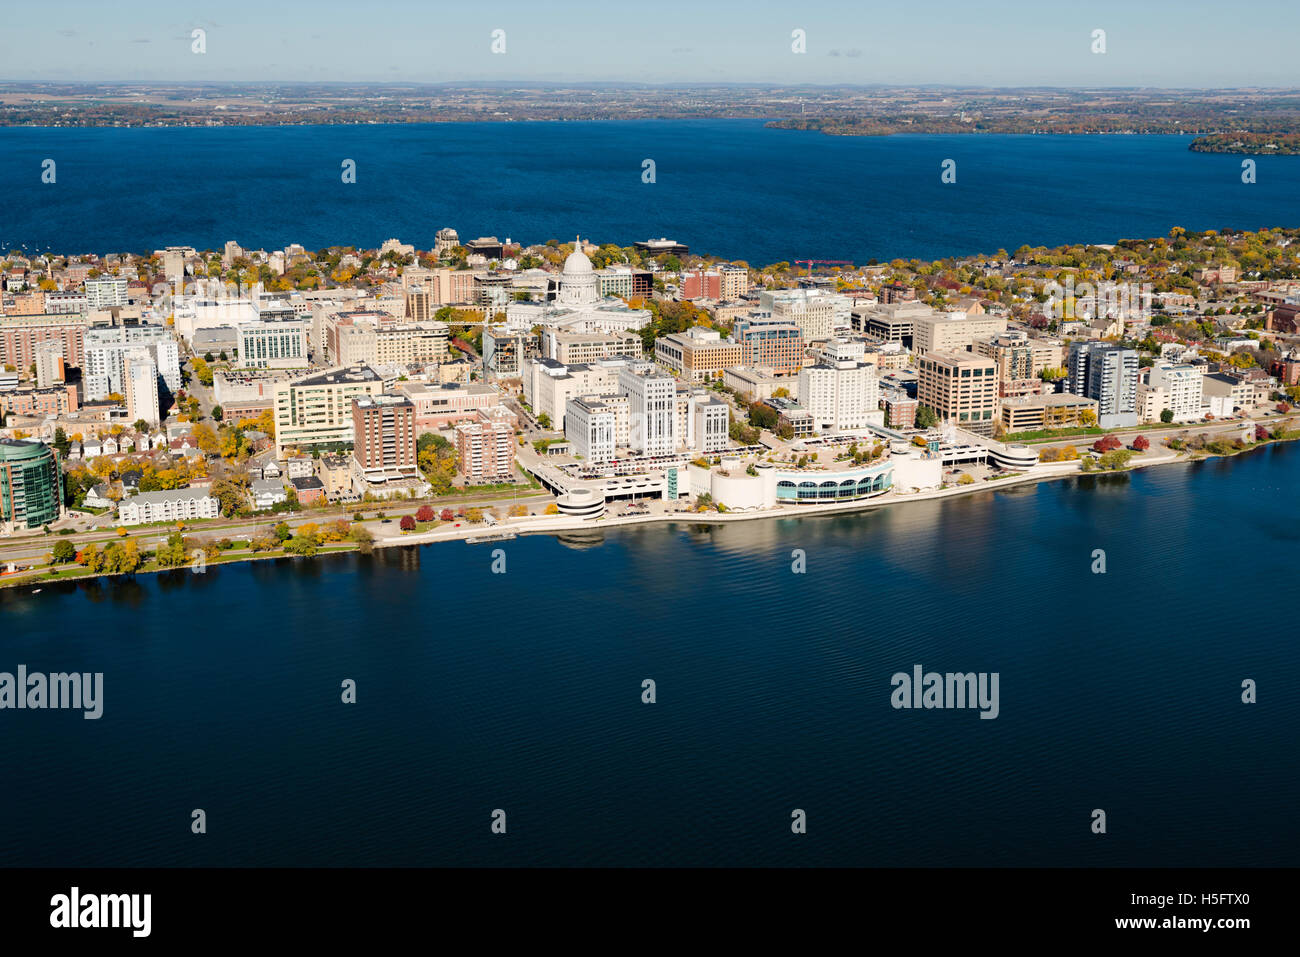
left=6, top=435, right=1291, bottom=593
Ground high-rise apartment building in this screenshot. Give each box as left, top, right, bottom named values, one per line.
left=124, top=352, right=161, bottom=426
left=1147, top=361, right=1204, bottom=422
left=83, top=323, right=180, bottom=401
left=718, top=264, right=750, bottom=301
left=0, top=313, right=92, bottom=370
left=971, top=331, right=1063, bottom=397
left=84, top=275, right=129, bottom=310
left=351, top=394, right=418, bottom=482
left=1066, top=342, right=1139, bottom=428
left=34, top=339, right=66, bottom=389
left=0, top=439, right=63, bottom=532
left=455, top=418, right=515, bottom=483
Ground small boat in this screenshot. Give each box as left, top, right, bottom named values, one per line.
left=466, top=531, right=517, bottom=545
left=31, top=589, right=42, bottom=594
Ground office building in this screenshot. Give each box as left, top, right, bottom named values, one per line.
left=723, top=367, right=798, bottom=402
left=543, top=329, right=641, bottom=365
left=566, top=395, right=619, bottom=463
left=797, top=338, right=882, bottom=433
left=237, top=318, right=308, bottom=369
left=852, top=300, right=934, bottom=348
left=523, top=357, right=628, bottom=432
left=972, top=331, right=1063, bottom=397
left=654, top=327, right=742, bottom=382
left=917, top=350, right=1000, bottom=435
left=481, top=322, right=538, bottom=377
left=731, top=317, right=804, bottom=375
left=999, top=393, right=1099, bottom=433
left=761, top=289, right=849, bottom=342
left=328, top=314, right=451, bottom=368
left=912, top=311, right=1008, bottom=356
left=682, top=391, right=730, bottom=453
left=618, top=362, right=677, bottom=455
left=273, top=365, right=389, bottom=455
left=633, top=238, right=689, bottom=256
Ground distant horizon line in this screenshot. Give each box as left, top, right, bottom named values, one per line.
left=2, top=80, right=1299, bottom=93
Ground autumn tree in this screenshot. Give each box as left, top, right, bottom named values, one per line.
left=192, top=423, right=220, bottom=456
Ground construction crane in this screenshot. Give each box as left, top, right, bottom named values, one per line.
left=794, top=259, right=854, bottom=276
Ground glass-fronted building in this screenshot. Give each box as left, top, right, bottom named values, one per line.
left=0, top=439, right=63, bottom=530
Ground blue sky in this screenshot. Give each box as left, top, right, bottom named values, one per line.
left=3, top=0, right=1298, bottom=86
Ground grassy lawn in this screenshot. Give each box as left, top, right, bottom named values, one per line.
left=1005, top=426, right=1107, bottom=442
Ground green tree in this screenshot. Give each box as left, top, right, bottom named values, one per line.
left=915, top=405, right=940, bottom=429
left=154, top=532, right=189, bottom=568
left=282, top=535, right=319, bottom=557
left=51, top=540, right=77, bottom=563
left=273, top=522, right=292, bottom=542
left=1160, top=409, right=1175, bottom=424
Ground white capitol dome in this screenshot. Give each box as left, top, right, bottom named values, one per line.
left=563, top=248, right=594, bottom=274
left=558, top=236, right=598, bottom=305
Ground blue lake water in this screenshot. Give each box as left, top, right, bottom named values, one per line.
left=2, top=121, right=1298, bottom=262
left=2, top=446, right=1297, bottom=866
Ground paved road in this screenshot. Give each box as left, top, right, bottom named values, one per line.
left=1041, top=415, right=1277, bottom=450
left=0, top=489, right=553, bottom=568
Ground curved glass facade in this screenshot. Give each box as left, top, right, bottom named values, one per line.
left=774, top=464, right=892, bottom=503
left=0, top=439, right=62, bottom=529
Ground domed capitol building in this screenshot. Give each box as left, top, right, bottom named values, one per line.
left=506, top=237, right=650, bottom=336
